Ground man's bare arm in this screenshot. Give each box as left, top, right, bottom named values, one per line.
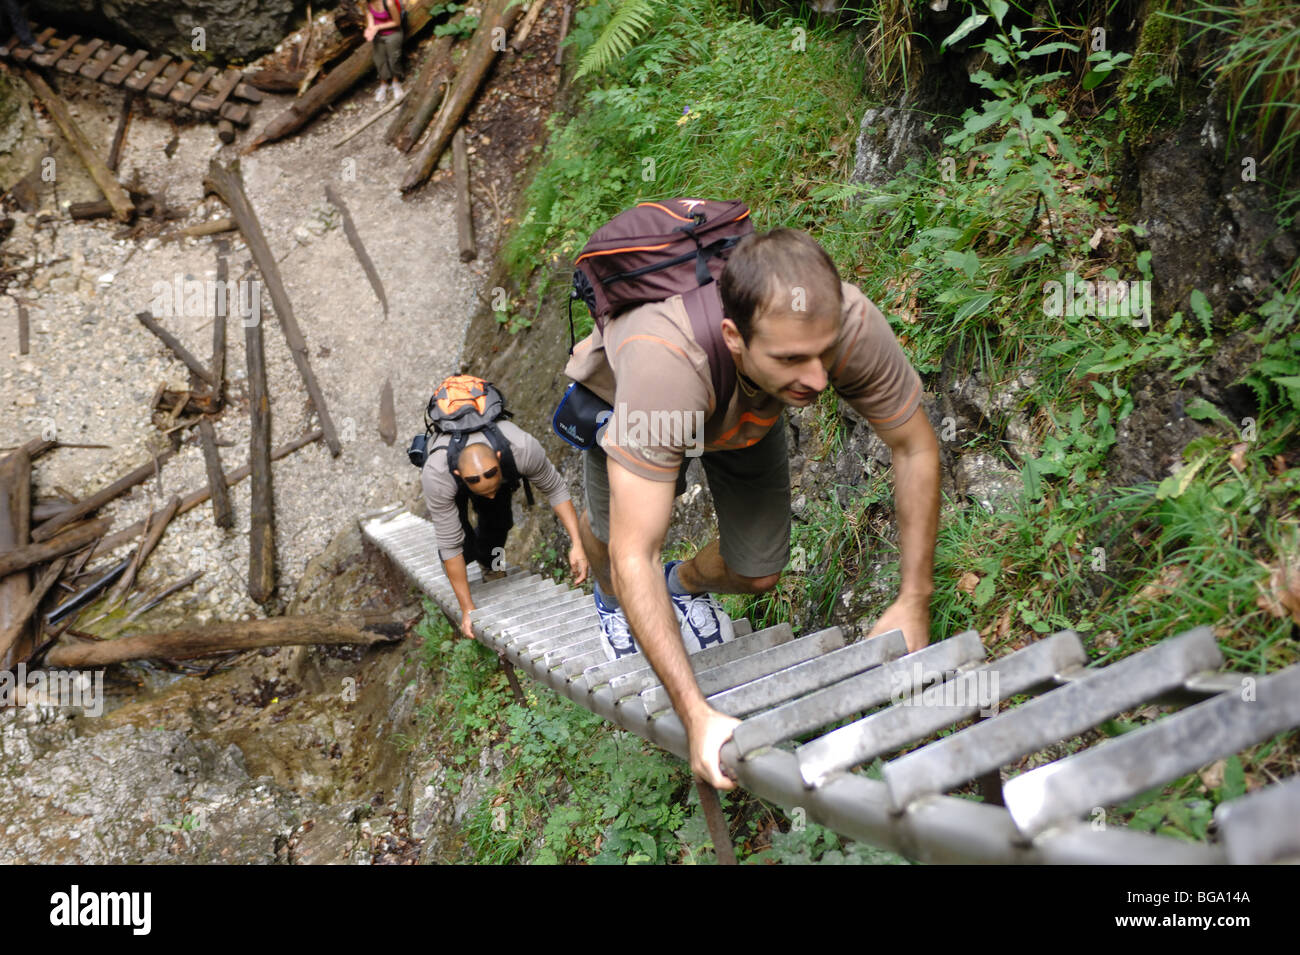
left=606, top=456, right=739, bottom=788
left=552, top=498, right=589, bottom=585
left=441, top=552, right=476, bottom=638
left=870, top=409, right=940, bottom=651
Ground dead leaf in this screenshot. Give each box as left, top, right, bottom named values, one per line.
left=1133, top=564, right=1188, bottom=605
left=958, top=572, right=980, bottom=595
left=1229, top=442, right=1249, bottom=472
left=1199, top=759, right=1226, bottom=790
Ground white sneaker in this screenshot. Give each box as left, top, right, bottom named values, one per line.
left=664, top=560, right=735, bottom=653
left=374, top=85, right=387, bottom=103
left=391, top=81, right=404, bottom=100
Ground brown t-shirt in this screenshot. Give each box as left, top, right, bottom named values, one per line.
left=421, top=420, right=570, bottom=559
left=562, top=280, right=923, bottom=482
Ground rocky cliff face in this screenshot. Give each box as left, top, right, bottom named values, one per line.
left=36, top=0, right=300, bottom=61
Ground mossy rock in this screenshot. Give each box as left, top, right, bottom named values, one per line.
left=1118, top=0, right=1193, bottom=144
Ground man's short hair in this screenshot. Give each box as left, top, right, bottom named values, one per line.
left=720, top=228, right=843, bottom=344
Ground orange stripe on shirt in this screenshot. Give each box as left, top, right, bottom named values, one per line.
left=613, top=333, right=691, bottom=363
left=711, top=410, right=779, bottom=445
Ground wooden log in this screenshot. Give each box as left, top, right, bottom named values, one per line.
left=401, top=0, right=525, bottom=193
left=511, top=0, right=547, bottom=51
left=0, top=558, right=67, bottom=667
left=17, top=302, right=27, bottom=355
left=244, top=261, right=275, bottom=604
left=0, top=518, right=111, bottom=578
left=20, top=68, right=134, bottom=221
left=177, top=217, right=236, bottom=237
left=211, top=240, right=229, bottom=411
left=107, top=494, right=180, bottom=605
left=107, top=89, right=134, bottom=172
left=136, top=311, right=216, bottom=385
left=197, top=419, right=233, bottom=528
left=93, top=430, right=322, bottom=556
left=30, top=451, right=174, bottom=543
left=379, top=379, right=396, bottom=445
left=453, top=127, right=476, bottom=261
left=0, top=449, right=32, bottom=667
left=388, top=19, right=462, bottom=149
left=556, top=2, right=571, bottom=66
left=244, top=68, right=307, bottom=93
left=246, top=0, right=441, bottom=150
left=204, top=159, right=342, bottom=456
left=32, top=501, right=72, bottom=523
left=323, top=183, right=388, bottom=319
left=217, top=119, right=235, bottom=144
left=44, top=613, right=402, bottom=667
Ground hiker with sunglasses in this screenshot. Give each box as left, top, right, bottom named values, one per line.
left=421, top=419, right=588, bottom=640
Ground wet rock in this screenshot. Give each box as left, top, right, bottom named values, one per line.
left=952, top=452, right=1023, bottom=514
left=38, top=0, right=298, bottom=62
left=1133, top=89, right=1299, bottom=325
left=850, top=93, right=942, bottom=188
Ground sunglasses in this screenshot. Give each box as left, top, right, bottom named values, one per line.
left=463, top=466, right=499, bottom=485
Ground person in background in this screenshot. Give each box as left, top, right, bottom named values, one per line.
left=363, top=0, right=404, bottom=103
left=0, top=0, right=44, bottom=56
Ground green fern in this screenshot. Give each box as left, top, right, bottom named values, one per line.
left=575, top=0, right=660, bottom=79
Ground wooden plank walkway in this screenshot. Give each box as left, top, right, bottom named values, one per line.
left=2, top=25, right=262, bottom=126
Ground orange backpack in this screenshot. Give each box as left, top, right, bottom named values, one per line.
left=415, top=376, right=533, bottom=505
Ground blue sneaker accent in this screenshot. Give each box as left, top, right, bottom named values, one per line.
left=663, top=561, right=734, bottom=653
left=594, top=586, right=638, bottom=661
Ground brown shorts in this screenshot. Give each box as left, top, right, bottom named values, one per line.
left=584, top=418, right=791, bottom=578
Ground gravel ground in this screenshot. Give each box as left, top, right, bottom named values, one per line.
left=1, top=68, right=504, bottom=623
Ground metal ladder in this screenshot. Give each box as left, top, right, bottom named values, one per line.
left=363, top=507, right=1300, bottom=864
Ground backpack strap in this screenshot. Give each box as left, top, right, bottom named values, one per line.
left=680, top=283, right=736, bottom=425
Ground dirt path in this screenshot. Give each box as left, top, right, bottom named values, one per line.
left=0, top=14, right=563, bottom=624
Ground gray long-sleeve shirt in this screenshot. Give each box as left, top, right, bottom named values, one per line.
left=420, top=420, right=571, bottom=560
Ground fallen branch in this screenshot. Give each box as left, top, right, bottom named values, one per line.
left=178, top=217, right=237, bottom=238
left=379, top=378, right=397, bottom=445
left=245, top=270, right=275, bottom=604
left=109, top=494, right=181, bottom=604
left=0, top=449, right=32, bottom=665
left=323, top=183, right=388, bottom=318
left=511, top=0, right=547, bottom=51
left=93, top=430, right=323, bottom=555
left=205, top=159, right=342, bottom=457
left=453, top=127, right=475, bottom=262
left=20, top=68, right=134, bottom=221
left=31, top=450, right=175, bottom=543
left=0, top=557, right=67, bottom=666
left=332, top=95, right=402, bottom=147
left=390, top=16, right=463, bottom=151
left=402, top=0, right=524, bottom=192
left=44, top=613, right=402, bottom=667
left=197, top=419, right=233, bottom=528
left=0, top=518, right=111, bottom=579
left=136, top=311, right=216, bottom=385
left=107, top=89, right=135, bottom=172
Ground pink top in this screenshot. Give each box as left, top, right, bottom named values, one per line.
left=370, top=1, right=399, bottom=35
